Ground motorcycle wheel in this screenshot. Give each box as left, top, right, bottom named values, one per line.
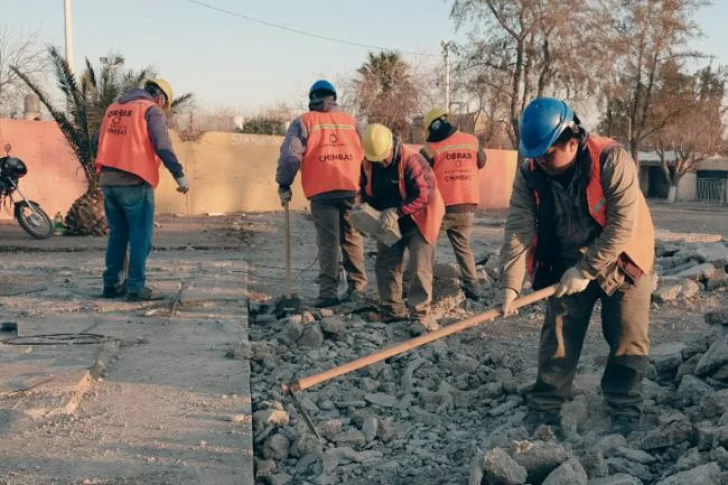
left=14, top=201, right=53, bottom=239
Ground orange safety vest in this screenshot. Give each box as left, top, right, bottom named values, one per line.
left=363, top=145, right=445, bottom=245
left=95, top=99, right=161, bottom=188
left=525, top=135, right=655, bottom=282
left=425, top=130, right=480, bottom=206
left=299, top=111, right=363, bottom=199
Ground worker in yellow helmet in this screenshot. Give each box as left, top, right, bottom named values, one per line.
left=420, top=108, right=487, bottom=300
left=360, top=123, right=445, bottom=334
left=95, top=78, right=189, bottom=302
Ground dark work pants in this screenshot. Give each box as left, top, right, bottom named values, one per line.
left=524, top=273, right=651, bottom=418
left=310, top=200, right=368, bottom=300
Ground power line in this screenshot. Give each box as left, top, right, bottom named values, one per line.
left=184, top=0, right=439, bottom=58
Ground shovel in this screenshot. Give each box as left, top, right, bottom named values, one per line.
left=274, top=202, right=302, bottom=316
left=282, top=283, right=558, bottom=436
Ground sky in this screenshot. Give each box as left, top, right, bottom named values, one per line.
left=4, top=0, right=728, bottom=115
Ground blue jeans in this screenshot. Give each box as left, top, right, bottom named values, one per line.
left=102, top=185, right=155, bottom=293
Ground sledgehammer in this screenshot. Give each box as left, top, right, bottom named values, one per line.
left=282, top=283, right=558, bottom=436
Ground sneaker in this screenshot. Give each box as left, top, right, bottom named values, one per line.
left=126, top=287, right=164, bottom=302
left=313, top=297, right=340, bottom=308
left=102, top=281, right=127, bottom=299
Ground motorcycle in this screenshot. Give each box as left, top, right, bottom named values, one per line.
left=0, top=143, right=53, bottom=239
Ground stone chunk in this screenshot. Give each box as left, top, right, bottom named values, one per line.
left=483, top=447, right=528, bottom=485
left=706, top=309, right=728, bottom=326
left=264, top=434, right=290, bottom=460
left=320, top=316, right=346, bottom=337
left=655, top=462, right=720, bottom=485
left=334, top=429, right=366, bottom=448
left=351, top=203, right=401, bottom=246
left=589, top=475, right=644, bottom=485
left=364, top=393, right=398, bottom=408
left=697, top=243, right=728, bottom=264
left=695, top=336, right=728, bottom=376
left=640, top=419, right=693, bottom=450
left=512, top=440, right=571, bottom=485
left=542, top=459, right=588, bottom=485
left=675, top=263, right=716, bottom=281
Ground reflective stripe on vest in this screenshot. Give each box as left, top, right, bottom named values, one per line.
left=363, top=146, right=445, bottom=245
left=525, top=135, right=617, bottom=281
left=299, top=111, right=363, bottom=199
left=426, top=131, right=480, bottom=206
left=95, top=99, right=161, bottom=188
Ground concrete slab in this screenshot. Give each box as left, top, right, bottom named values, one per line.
left=0, top=258, right=255, bottom=485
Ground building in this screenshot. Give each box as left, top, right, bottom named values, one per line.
left=639, top=151, right=728, bottom=203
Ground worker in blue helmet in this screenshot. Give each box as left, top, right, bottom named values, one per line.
left=276, top=79, right=368, bottom=308
left=497, top=97, right=655, bottom=435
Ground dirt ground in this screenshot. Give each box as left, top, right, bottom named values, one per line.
left=0, top=203, right=726, bottom=485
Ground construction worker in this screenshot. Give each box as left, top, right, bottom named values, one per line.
left=421, top=108, right=487, bottom=299
left=276, top=80, right=367, bottom=308
left=360, top=123, right=445, bottom=333
left=95, top=79, right=189, bottom=301
left=498, top=97, right=654, bottom=433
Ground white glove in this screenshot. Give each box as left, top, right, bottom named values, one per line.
left=278, top=186, right=292, bottom=206
left=555, top=266, right=591, bottom=298
left=176, top=176, right=190, bottom=194
left=499, top=288, right=519, bottom=316
left=379, top=208, right=400, bottom=232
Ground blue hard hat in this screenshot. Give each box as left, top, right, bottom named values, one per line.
left=309, top=79, right=337, bottom=100
left=519, top=97, right=575, bottom=158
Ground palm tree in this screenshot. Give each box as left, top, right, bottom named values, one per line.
left=10, top=46, right=193, bottom=235
left=354, top=51, right=419, bottom=136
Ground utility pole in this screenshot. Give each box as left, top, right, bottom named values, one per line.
left=63, top=0, right=74, bottom=73
left=63, top=0, right=73, bottom=113
left=441, top=40, right=450, bottom=111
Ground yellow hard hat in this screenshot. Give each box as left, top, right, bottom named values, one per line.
left=362, top=123, right=394, bottom=162
left=424, top=108, right=448, bottom=130
left=144, top=78, right=174, bottom=110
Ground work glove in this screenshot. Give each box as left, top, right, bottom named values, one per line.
left=555, top=266, right=591, bottom=298
left=379, top=208, right=400, bottom=232
left=278, top=186, right=292, bottom=206
left=176, top=176, right=190, bottom=194
left=497, top=288, right=519, bottom=316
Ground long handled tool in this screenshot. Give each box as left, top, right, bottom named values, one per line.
left=282, top=284, right=558, bottom=435
left=274, top=202, right=302, bottom=316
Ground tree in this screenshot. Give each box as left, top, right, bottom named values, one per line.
left=450, top=0, right=612, bottom=150
left=353, top=51, right=419, bottom=136
left=601, top=0, right=709, bottom=165
left=0, top=26, right=46, bottom=116
left=651, top=65, right=727, bottom=201
left=11, top=47, right=193, bottom=235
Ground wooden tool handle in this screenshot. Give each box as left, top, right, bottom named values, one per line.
left=284, top=202, right=292, bottom=296
left=284, top=284, right=558, bottom=393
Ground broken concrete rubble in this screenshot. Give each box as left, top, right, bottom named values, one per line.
left=249, top=272, right=728, bottom=485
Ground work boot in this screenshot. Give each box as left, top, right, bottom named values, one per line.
left=342, top=289, right=366, bottom=305
left=102, top=280, right=127, bottom=299
left=313, top=297, right=340, bottom=308
left=126, top=287, right=164, bottom=302
left=380, top=306, right=408, bottom=323
left=409, top=315, right=440, bottom=336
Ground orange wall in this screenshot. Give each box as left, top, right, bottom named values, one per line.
left=0, top=119, right=517, bottom=219
left=0, top=119, right=87, bottom=220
